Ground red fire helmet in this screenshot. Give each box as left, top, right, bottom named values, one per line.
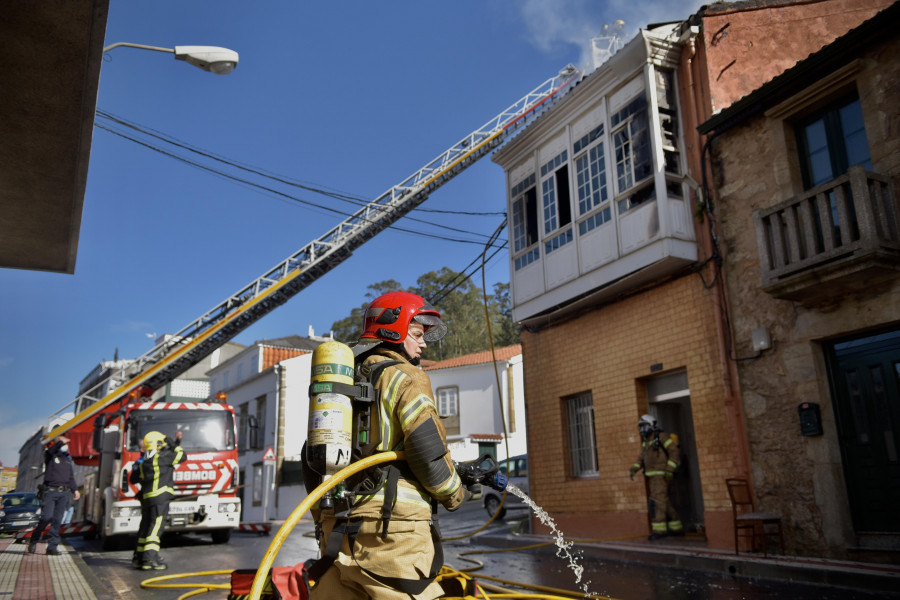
left=358, top=291, right=447, bottom=346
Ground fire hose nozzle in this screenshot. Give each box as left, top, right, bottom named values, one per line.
left=455, top=454, right=508, bottom=492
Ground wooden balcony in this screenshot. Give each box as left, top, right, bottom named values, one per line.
left=753, top=166, right=900, bottom=303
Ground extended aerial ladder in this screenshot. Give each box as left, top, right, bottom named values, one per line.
left=44, top=64, right=581, bottom=445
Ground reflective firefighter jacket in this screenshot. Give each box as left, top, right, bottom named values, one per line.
left=632, top=431, right=679, bottom=478
left=134, top=440, right=185, bottom=500
left=348, top=347, right=466, bottom=521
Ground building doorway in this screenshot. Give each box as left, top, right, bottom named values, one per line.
left=647, top=371, right=705, bottom=533
left=826, top=327, right=900, bottom=534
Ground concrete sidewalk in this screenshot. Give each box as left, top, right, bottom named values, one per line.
left=476, top=530, right=900, bottom=596
left=0, top=538, right=100, bottom=600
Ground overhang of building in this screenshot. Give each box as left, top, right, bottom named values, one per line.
left=0, top=1, right=109, bottom=273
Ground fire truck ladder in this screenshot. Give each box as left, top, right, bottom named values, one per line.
left=45, top=64, right=581, bottom=442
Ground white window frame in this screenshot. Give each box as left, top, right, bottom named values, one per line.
left=436, top=387, right=458, bottom=417
left=574, top=122, right=612, bottom=236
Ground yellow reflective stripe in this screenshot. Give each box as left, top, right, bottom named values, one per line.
left=434, top=470, right=462, bottom=496
left=400, top=395, right=433, bottom=430
left=667, top=460, right=678, bottom=469
left=173, top=446, right=184, bottom=465
left=377, top=369, right=407, bottom=451
left=149, top=454, right=162, bottom=494
left=668, top=520, right=683, bottom=530
left=652, top=522, right=667, bottom=532
left=361, top=485, right=431, bottom=509
left=148, top=515, right=164, bottom=541
left=645, top=470, right=668, bottom=477
left=663, top=438, right=674, bottom=448
left=143, top=486, right=174, bottom=498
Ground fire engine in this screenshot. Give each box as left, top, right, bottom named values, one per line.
left=40, top=64, right=580, bottom=549
left=78, top=387, right=241, bottom=548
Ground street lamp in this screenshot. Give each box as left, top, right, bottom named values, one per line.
left=102, top=42, right=239, bottom=75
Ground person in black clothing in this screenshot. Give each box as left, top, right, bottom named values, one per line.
left=28, top=436, right=80, bottom=555
left=131, top=430, right=184, bottom=570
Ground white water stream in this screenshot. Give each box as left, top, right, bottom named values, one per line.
left=505, top=483, right=604, bottom=599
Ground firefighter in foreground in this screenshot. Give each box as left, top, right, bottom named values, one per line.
left=629, top=414, right=684, bottom=540
left=131, top=429, right=184, bottom=570
left=306, top=292, right=484, bottom=599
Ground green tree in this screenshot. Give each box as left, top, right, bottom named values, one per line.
left=491, top=281, right=520, bottom=348
left=330, top=279, right=403, bottom=343
left=329, top=270, right=519, bottom=360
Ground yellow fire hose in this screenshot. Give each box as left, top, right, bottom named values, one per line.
left=249, top=450, right=405, bottom=600
left=140, top=450, right=625, bottom=600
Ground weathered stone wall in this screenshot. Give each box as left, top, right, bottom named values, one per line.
left=710, top=33, right=900, bottom=557
left=522, top=273, right=741, bottom=548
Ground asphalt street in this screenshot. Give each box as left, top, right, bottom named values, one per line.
left=58, top=497, right=898, bottom=599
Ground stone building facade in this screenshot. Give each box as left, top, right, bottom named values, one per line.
left=492, top=0, right=894, bottom=555
left=699, top=4, right=900, bottom=557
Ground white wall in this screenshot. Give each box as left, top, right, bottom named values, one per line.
left=427, top=355, right=527, bottom=463
left=219, top=351, right=313, bottom=523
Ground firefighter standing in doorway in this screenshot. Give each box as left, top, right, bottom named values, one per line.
left=131, top=430, right=184, bottom=570
left=308, top=291, right=468, bottom=600
left=629, top=414, right=684, bottom=540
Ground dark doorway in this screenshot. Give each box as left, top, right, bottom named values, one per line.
left=647, top=371, right=705, bottom=533
left=826, top=328, right=900, bottom=533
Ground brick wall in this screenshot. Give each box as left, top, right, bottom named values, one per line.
left=701, top=0, right=894, bottom=114
left=522, top=273, right=741, bottom=547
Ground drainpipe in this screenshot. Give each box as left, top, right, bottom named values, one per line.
left=685, top=22, right=752, bottom=482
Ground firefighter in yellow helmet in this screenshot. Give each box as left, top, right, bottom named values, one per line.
left=308, top=292, right=468, bottom=599
left=629, top=414, right=684, bottom=540
left=130, top=429, right=184, bottom=569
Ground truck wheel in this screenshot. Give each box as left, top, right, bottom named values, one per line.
left=100, top=530, right=121, bottom=550
left=211, top=528, right=231, bottom=544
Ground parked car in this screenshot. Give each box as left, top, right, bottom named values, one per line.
left=483, top=454, right=529, bottom=519
left=0, top=492, right=41, bottom=534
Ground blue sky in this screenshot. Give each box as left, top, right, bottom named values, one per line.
left=0, top=0, right=703, bottom=467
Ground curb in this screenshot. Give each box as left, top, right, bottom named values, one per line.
left=473, top=531, right=900, bottom=595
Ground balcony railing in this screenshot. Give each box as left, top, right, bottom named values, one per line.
left=753, top=166, right=900, bottom=301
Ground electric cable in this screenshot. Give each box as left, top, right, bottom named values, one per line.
left=94, top=111, right=505, bottom=240
left=96, top=121, right=503, bottom=248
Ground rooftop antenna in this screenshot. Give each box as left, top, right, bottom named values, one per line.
left=590, top=20, right=625, bottom=70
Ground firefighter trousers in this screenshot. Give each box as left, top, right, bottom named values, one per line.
left=135, top=495, right=171, bottom=564
left=310, top=516, right=443, bottom=600
left=647, top=475, right=683, bottom=534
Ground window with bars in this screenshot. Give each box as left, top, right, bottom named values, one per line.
left=564, top=392, right=598, bottom=477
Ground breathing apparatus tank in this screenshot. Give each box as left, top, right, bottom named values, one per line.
left=307, top=340, right=356, bottom=506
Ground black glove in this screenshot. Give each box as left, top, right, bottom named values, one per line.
left=455, top=454, right=508, bottom=492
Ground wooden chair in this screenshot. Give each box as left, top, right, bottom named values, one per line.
left=725, top=478, right=784, bottom=557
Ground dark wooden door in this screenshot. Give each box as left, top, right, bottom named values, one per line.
left=828, top=329, right=900, bottom=533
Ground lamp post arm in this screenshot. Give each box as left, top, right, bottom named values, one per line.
left=102, top=42, right=175, bottom=54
